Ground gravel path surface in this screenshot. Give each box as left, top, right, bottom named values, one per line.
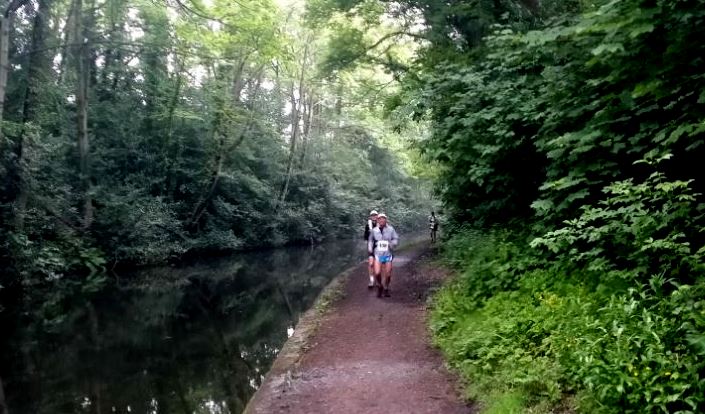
left=246, top=244, right=473, bottom=414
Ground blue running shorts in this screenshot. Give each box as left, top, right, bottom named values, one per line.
left=376, top=255, right=393, bottom=264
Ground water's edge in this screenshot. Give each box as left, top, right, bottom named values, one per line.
left=243, top=237, right=429, bottom=413
left=243, top=260, right=364, bottom=414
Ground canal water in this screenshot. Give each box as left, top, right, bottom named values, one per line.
left=4, top=238, right=368, bottom=414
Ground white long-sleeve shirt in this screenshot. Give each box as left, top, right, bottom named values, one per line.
left=368, top=225, right=399, bottom=256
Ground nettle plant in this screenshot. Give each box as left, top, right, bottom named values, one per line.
left=564, top=280, right=705, bottom=413
left=531, top=157, right=705, bottom=286
left=529, top=157, right=705, bottom=412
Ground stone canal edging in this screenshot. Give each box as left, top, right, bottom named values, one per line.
left=243, top=260, right=364, bottom=413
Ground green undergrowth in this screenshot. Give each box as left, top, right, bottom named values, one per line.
left=432, top=221, right=705, bottom=413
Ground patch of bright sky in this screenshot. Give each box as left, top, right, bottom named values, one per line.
left=51, top=12, right=65, bottom=72
left=126, top=7, right=144, bottom=41
left=274, top=0, right=302, bottom=10
left=125, top=7, right=144, bottom=70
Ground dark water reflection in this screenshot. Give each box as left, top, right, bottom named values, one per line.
left=5, top=239, right=366, bottom=414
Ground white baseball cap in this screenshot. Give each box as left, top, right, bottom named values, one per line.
left=378, top=213, right=387, bottom=219
left=369, top=210, right=379, bottom=216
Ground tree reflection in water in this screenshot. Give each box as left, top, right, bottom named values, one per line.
left=4, top=239, right=363, bottom=414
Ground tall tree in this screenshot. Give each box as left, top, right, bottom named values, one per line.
left=0, top=374, right=8, bottom=414
left=278, top=34, right=311, bottom=206
left=13, top=0, right=52, bottom=231
left=72, top=0, right=93, bottom=227
left=0, top=0, right=30, bottom=143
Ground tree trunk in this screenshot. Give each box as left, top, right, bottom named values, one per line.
left=188, top=119, right=251, bottom=228
left=231, top=57, right=247, bottom=103
left=299, top=92, right=314, bottom=167
left=0, top=16, right=10, bottom=144
left=194, top=297, right=252, bottom=414
left=0, top=374, right=8, bottom=414
left=14, top=0, right=51, bottom=231
left=77, top=47, right=92, bottom=228
left=188, top=151, right=223, bottom=228
left=312, top=98, right=321, bottom=140
left=187, top=101, right=224, bottom=228
left=278, top=41, right=309, bottom=206
left=188, top=62, right=266, bottom=217
left=166, top=65, right=183, bottom=197
left=0, top=1, right=30, bottom=143
left=57, top=0, right=76, bottom=83
left=21, top=0, right=49, bottom=123
left=74, top=0, right=92, bottom=228
left=0, top=2, right=23, bottom=141
left=100, top=47, right=111, bottom=87
left=20, top=342, right=41, bottom=413
left=272, top=61, right=287, bottom=135
left=87, top=303, right=103, bottom=414
left=110, top=49, right=121, bottom=92
left=90, top=380, right=102, bottom=414
left=250, top=65, right=266, bottom=111
left=173, top=373, right=193, bottom=414
left=335, top=81, right=343, bottom=117
left=99, top=19, right=123, bottom=99
left=278, top=86, right=300, bottom=207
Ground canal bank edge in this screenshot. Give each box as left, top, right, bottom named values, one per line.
left=243, top=238, right=428, bottom=413
left=242, top=259, right=361, bottom=414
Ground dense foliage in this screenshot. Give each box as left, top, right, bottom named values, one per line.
left=0, top=0, right=432, bottom=408
left=434, top=181, right=705, bottom=412
left=416, top=0, right=705, bottom=412
left=313, top=0, right=705, bottom=412
left=424, top=5, right=705, bottom=225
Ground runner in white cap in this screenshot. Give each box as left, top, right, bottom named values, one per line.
left=363, top=210, right=379, bottom=288
left=368, top=212, right=399, bottom=297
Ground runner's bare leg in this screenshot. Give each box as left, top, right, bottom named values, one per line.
left=383, top=261, right=393, bottom=290
left=368, top=256, right=375, bottom=287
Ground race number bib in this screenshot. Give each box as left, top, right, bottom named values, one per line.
left=377, top=240, right=389, bottom=252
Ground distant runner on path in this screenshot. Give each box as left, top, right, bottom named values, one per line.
left=363, top=210, right=379, bottom=289
left=429, top=211, right=439, bottom=243
left=368, top=213, right=399, bottom=297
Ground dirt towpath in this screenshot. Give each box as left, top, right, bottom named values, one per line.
left=245, top=244, right=472, bottom=414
